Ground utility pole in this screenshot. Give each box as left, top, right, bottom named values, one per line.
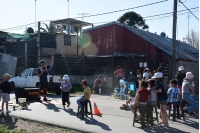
left=188, top=15, right=190, bottom=38
left=37, top=21, right=40, bottom=64
left=67, top=0, right=69, bottom=18
left=171, top=0, right=177, bottom=79
left=35, top=0, right=36, bottom=32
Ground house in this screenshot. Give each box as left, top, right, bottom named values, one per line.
left=83, top=21, right=199, bottom=82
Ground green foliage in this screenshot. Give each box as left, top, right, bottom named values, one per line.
left=40, top=22, right=59, bottom=33
left=117, top=11, right=149, bottom=30
left=70, top=83, right=84, bottom=94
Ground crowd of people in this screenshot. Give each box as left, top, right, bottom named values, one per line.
left=0, top=56, right=198, bottom=128
left=117, top=66, right=199, bottom=127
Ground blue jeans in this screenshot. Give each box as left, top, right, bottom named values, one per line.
left=77, top=97, right=88, bottom=109
left=183, top=93, right=199, bottom=113
left=147, top=101, right=157, bottom=106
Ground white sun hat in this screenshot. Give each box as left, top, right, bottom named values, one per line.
left=151, top=73, right=163, bottom=79
left=63, top=74, right=69, bottom=80
left=179, top=66, right=185, bottom=71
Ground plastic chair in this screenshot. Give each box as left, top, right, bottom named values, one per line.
left=168, top=101, right=185, bottom=121
left=77, top=100, right=93, bottom=120
left=133, top=106, right=153, bottom=129
left=148, top=104, right=159, bottom=123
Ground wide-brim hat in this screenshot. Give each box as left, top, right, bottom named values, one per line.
left=3, top=73, right=12, bottom=79
left=179, top=66, right=185, bottom=71
left=151, top=72, right=163, bottom=79
left=63, top=74, right=69, bottom=80
left=186, top=72, right=194, bottom=79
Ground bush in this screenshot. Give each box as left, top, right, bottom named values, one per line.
left=70, top=83, right=84, bottom=94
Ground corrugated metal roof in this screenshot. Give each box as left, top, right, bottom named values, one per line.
left=84, top=21, right=199, bottom=61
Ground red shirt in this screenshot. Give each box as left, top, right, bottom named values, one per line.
left=115, top=69, right=124, bottom=77
left=137, top=89, right=150, bottom=102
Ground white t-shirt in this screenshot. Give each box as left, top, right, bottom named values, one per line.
left=130, top=97, right=135, bottom=103
left=148, top=88, right=157, bottom=101
left=143, top=72, right=149, bottom=79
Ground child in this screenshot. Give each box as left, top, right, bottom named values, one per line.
left=143, top=68, right=151, bottom=80
left=136, top=70, right=142, bottom=81
left=151, top=73, right=169, bottom=127
left=0, top=73, right=14, bottom=113
left=130, top=80, right=150, bottom=120
left=60, top=74, right=72, bottom=110
left=147, top=79, right=157, bottom=106
left=77, top=80, right=91, bottom=112
left=167, top=79, right=181, bottom=103
left=120, top=90, right=135, bottom=110
left=0, top=78, right=2, bottom=111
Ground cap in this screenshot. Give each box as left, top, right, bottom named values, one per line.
left=130, top=71, right=133, bottom=74
left=98, top=76, right=101, bottom=78
left=145, top=68, right=149, bottom=71
left=81, top=79, right=88, bottom=85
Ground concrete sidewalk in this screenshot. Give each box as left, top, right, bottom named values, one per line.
left=5, top=93, right=199, bottom=133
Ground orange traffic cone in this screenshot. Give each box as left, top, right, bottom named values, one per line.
left=92, top=102, right=103, bottom=115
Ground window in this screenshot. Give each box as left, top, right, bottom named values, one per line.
left=139, top=62, right=143, bottom=67
left=32, top=69, right=38, bottom=76
left=21, top=69, right=31, bottom=77
left=64, top=36, right=71, bottom=46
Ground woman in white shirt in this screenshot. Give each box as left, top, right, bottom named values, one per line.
left=143, top=68, right=152, bottom=80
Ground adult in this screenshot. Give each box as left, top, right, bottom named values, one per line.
left=143, top=68, right=152, bottom=80
left=176, top=66, right=186, bottom=92
left=103, top=77, right=107, bottom=93
left=128, top=71, right=136, bottom=83
left=38, top=55, right=54, bottom=102
left=114, top=66, right=124, bottom=87
left=182, top=72, right=199, bottom=114
left=93, top=76, right=104, bottom=94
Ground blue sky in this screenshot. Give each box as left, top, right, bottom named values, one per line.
left=0, top=0, right=199, bottom=40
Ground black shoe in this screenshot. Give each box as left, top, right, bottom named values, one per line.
left=43, top=97, right=48, bottom=102
left=37, top=99, right=42, bottom=103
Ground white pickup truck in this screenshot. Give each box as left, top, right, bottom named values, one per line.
left=9, top=68, right=62, bottom=95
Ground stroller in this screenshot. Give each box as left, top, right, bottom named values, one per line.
left=113, top=79, right=127, bottom=99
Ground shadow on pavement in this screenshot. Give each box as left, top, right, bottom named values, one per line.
left=0, top=115, right=17, bottom=130
left=143, top=124, right=190, bottom=133
left=42, top=102, right=62, bottom=112
left=64, top=108, right=77, bottom=116
left=84, top=118, right=112, bottom=131
left=174, top=117, right=199, bottom=130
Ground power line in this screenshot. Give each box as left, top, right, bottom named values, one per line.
left=80, top=0, right=169, bottom=18
left=1, top=0, right=169, bottom=31
left=179, top=0, right=199, bottom=20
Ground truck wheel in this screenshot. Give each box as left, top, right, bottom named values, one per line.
left=11, top=82, right=15, bottom=91
left=36, top=83, right=40, bottom=88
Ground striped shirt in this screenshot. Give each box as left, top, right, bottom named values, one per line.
left=167, top=87, right=181, bottom=103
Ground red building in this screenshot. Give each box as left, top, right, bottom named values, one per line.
left=83, top=22, right=198, bottom=62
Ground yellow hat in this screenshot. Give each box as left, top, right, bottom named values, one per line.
left=3, top=73, right=12, bottom=79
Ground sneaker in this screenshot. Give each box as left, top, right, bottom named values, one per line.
left=43, top=97, right=47, bottom=102
left=136, top=115, right=141, bottom=120
left=6, top=110, right=11, bottom=113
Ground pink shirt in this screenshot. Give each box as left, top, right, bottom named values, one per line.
left=115, top=69, right=124, bottom=77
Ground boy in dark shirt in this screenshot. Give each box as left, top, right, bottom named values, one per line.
left=0, top=73, right=14, bottom=113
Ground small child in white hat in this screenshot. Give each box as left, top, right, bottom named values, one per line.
left=1, top=73, right=14, bottom=113
left=60, top=74, right=72, bottom=110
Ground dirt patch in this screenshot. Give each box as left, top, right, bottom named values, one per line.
left=0, top=115, right=82, bottom=133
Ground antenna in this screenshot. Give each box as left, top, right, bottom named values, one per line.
left=77, top=13, right=89, bottom=22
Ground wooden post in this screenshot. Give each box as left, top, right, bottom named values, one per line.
left=25, top=42, right=27, bottom=69
left=37, top=21, right=40, bottom=64
left=155, top=53, right=157, bottom=70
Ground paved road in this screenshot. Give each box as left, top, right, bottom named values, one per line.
left=5, top=93, right=199, bottom=133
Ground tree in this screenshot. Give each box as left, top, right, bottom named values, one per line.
left=40, top=22, right=58, bottom=33
left=186, top=29, right=199, bottom=49
left=117, top=11, right=149, bottom=30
